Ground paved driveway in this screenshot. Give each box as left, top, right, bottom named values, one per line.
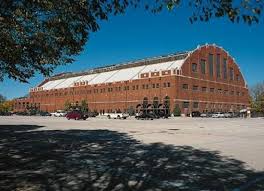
left=0, top=116, right=263, bottom=190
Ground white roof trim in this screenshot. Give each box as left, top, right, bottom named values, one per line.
left=41, top=59, right=186, bottom=90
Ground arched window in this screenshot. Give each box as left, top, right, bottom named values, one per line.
left=143, top=97, right=148, bottom=108
left=136, top=104, right=141, bottom=113
left=153, top=97, right=159, bottom=114
left=164, top=96, right=170, bottom=107
left=142, top=97, right=148, bottom=113
left=164, top=96, right=170, bottom=115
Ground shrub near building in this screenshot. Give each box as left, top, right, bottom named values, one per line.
left=0, top=100, right=13, bottom=115
left=173, top=104, right=181, bottom=117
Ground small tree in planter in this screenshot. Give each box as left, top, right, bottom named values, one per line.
left=64, top=100, right=72, bottom=112
left=80, top=100, right=88, bottom=113
left=173, top=104, right=181, bottom=117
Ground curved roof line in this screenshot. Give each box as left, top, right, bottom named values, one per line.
left=47, top=51, right=189, bottom=82
left=37, top=44, right=247, bottom=90
left=183, top=43, right=247, bottom=87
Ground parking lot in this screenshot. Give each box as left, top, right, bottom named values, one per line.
left=0, top=116, right=264, bottom=190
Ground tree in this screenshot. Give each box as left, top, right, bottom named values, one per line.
left=0, top=100, right=13, bottom=114
left=1, top=0, right=263, bottom=82
left=64, top=100, right=72, bottom=111
left=173, top=104, right=181, bottom=117
left=0, top=94, right=6, bottom=103
left=80, top=100, right=88, bottom=113
left=250, top=81, right=264, bottom=113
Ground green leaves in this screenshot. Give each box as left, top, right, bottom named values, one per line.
left=0, top=0, right=263, bottom=83
left=0, top=0, right=137, bottom=82
left=188, top=0, right=263, bottom=24
left=251, top=82, right=264, bottom=113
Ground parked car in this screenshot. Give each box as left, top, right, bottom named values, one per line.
left=87, top=112, right=97, bottom=117
left=212, top=112, right=225, bottom=118
left=42, top=111, right=51, bottom=116
left=233, top=112, right=241, bottom=118
left=224, top=112, right=232, bottom=118
left=191, top=111, right=201, bottom=117
left=66, top=111, right=88, bottom=120
left=107, top=113, right=129, bottom=119
left=157, top=111, right=170, bottom=118
left=200, top=113, right=208, bottom=118
left=0, top=112, right=12, bottom=116
left=135, top=112, right=156, bottom=120
left=51, top=110, right=67, bottom=117
left=15, top=111, right=29, bottom=116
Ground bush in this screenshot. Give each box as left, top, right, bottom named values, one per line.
left=173, top=105, right=181, bottom=117
left=80, top=100, right=88, bottom=113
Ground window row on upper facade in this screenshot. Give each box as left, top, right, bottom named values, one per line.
left=191, top=54, right=241, bottom=81
left=31, top=82, right=172, bottom=98
left=182, top=84, right=245, bottom=96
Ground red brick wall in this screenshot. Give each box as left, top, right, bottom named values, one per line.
left=13, top=45, right=250, bottom=115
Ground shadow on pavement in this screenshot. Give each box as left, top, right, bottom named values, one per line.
left=0, top=125, right=263, bottom=191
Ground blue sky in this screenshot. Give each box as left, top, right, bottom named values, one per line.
left=1, top=6, right=264, bottom=99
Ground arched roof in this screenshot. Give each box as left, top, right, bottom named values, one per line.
left=38, top=52, right=189, bottom=90
left=181, top=44, right=247, bottom=86
left=35, top=44, right=246, bottom=91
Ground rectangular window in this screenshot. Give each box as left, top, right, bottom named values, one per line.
left=223, top=58, right=227, bottom=79
left=200, top=59, right=206, bottom=74
left=216, top=54, right=221, bottom=78
left=209, top=54, right=214, bottom=77
left=236, top=74, right=240, bottom=81
left=230, top=67, right=234, bottom=80
left=156, top=83, right=159, bottom=88
left=192, top=63, right=198, bottom=72
left=142, top=84, right=145, bottom=89
left=163, top=83, right=167, bottom=87
left=152, top=84, right=155, bottom=88
left=167, top=82, right=170, bottom=87
left=201, top=87, right=207, bottom=92
left=218, top=89, right=222, bottom=94
left=210, top=88, right=215, bottom=93
left=146, top=84, right=149, bottom=89
left=182, top=84, right=189, bottom=90
left=182, top=102, right=189, bottom=109
left=230, top=91, right=234, bottom=95
left=192, top=85, right=199, bottom=91
left=193, top=102, right=199, bottom=108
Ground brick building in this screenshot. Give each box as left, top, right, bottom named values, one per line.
left=13, top=44, right=250, bottom=115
